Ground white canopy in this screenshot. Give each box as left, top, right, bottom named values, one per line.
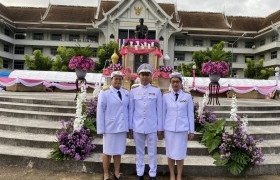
left=8, top=70, right=278, bottom=87
left=9, top=70, right=104, bottom=84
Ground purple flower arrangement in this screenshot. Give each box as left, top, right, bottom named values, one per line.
left=87, top=98, right=98, bottom=118
left=160, top=66, right=174, bottom=73
left=49, top=118, right=96, bottom=161
left=107, top=64, right=122, bottom=71
left=218, top=116, right=264, bottom=174
left=194, top=102, right=217, bottom=132
left=202, top=61, right=229, bottom=76
left=68, top=56, right=95, bottom=71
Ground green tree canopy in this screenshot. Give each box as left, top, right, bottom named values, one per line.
left=177, top=63, right=195, bottom=77
left=95, top=41, right=119, bottom=72
left=192, top=41, right=231, bottom=77
left=244, top=58, right=274, bottom=79
left=24, top=50, right=52, bottom=70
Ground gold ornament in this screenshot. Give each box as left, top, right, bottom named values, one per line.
left=134, top=6, right=143, bottom=16
left=111, top=49, right=119, bottom=64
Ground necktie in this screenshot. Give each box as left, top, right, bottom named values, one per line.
left=175, top=93, right=179, bottom=101
left=117, top=91, right=122, bottom=100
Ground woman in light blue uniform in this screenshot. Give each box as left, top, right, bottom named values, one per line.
left=97, top=71, right=129, bottom=180
left=162, top=72, right=195, bottom=180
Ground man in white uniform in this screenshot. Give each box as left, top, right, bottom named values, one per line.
left=97, top=71, right=129, bottom=180
left=129, top=63, right=163, bottom=180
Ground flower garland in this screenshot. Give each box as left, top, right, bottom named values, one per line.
left=160, top=66, right=174, bottom=73
left=107, top=64, right=122, bottom=71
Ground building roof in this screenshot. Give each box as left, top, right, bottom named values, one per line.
left=178, top=11, right=229, bottom=29
left=227, top=16, right=264, bottom=31
left=261, top=10, right=280, bottom=29
left=0, top=1, right=279, bottom=35
left=97, top=1, right=119, bottom=20
left=43, top=5, right=97, bottom=23
left=6, top=6, right=46, bottom=22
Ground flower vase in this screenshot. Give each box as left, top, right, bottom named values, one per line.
left=209, top=74, right=221, bottom=83
left=75, top=68, right=87, bottom=79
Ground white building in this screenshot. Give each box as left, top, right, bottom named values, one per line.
left=0, top=0, right=279, bottom=78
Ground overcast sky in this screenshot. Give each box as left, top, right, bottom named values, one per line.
left=0, top=0, right=279, bottom=17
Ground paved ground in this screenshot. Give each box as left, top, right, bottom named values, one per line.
left=0, top=165, right=280, bottom=180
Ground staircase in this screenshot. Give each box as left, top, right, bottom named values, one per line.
left=0, top=92, right=279, bottom=176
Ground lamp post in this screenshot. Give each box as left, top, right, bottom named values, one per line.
left=275, top=66, right=280, bottom=87
left=228, top=32, right=246, bottom=77
left=192, top=64, right=196, bottom=88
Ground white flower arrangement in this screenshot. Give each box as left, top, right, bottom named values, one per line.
left=198, top=91, right=209, bottom=117
left=230, top=94, right=238, bottom=122
left=241, top=115, right=249, bottom=138
left=74, top=82, right=87, bottom=131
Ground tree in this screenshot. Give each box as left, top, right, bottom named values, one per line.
left=244, top=58, right=274, bottom=79
left=192, top=41, right=231, bottom=77
left=52, top=45, right=93, bottom=72
left=24, top=50, right=52, bottom=70
left=95, top=41, right=119, bottom=72
left=177, top=63, right=195, bottom=77
left=0, top=58, right=3, bottom=69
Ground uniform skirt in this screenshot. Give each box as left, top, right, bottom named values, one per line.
left=164, top=131, right=188, bottom=160
left=103, top=132, right=127, bottom=156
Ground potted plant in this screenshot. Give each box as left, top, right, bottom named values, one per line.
left=68, top=45, right=95, bottom=79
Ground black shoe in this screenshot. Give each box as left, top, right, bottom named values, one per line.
left=136, top=175, right=144, bottom=180
left=149, top=177, right=156, bottom=180
left=114, top=174, right=123, bottom=180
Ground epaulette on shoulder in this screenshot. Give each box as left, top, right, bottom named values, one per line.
left=151, top=84, right=158, bottom=88
left=122, top=87, right=128, bottom=91
left=102, top=86, right=110, bottom=91
left=131, top=84, right=139, bottom=89
left=163, top=90, right=171, bottom=94
left=183, top=90, right=191, bottom=94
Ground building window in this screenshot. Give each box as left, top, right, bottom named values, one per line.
left=259, top=39, right=265, bottom=46
left=231, top=55, right=237, bottom=62
left=4, top=28, right=10, bottom=36
left=33, top=33, right=44, bottom=40
left=15, top=33, right=26, bottom=39
left=14, top=46, right=24, bottom=54
left=3, top=59, right=9, bottom=68
left=272, top=34, right=279, bottom=42
left=4, top=44, right=10, bottom=52
left=14, top=60, right=24, bottom=70
left=259, top=54, right=265, bottom=60
left=118, top=29, right=128, bottom=39
left=87, top=35, right=98, bottom=42
left=228, top=41, right=238, bottom=48
left=129, top=30, right=135, bottom=39
left=174, top=52, right=185, bottom=61
left=51, top=48, right=58, bottom=55
left=175, top=39, right=186, bottom=46
left=245, top=56, right=254, bottom=63
left=33, top=47, right=43, bottom=53
left=245, top=41, right=255, bottom=48
left=271, top=51, right=277, bottom=59
left=193, top=39, right=203, bottom=47
left=69, top=34, right=80, bottom=41
left=210, top=40, right=220, bottom=47
left=51, top=34, right=62, bottom=41
left=92, top=48, right=97, bottom=57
